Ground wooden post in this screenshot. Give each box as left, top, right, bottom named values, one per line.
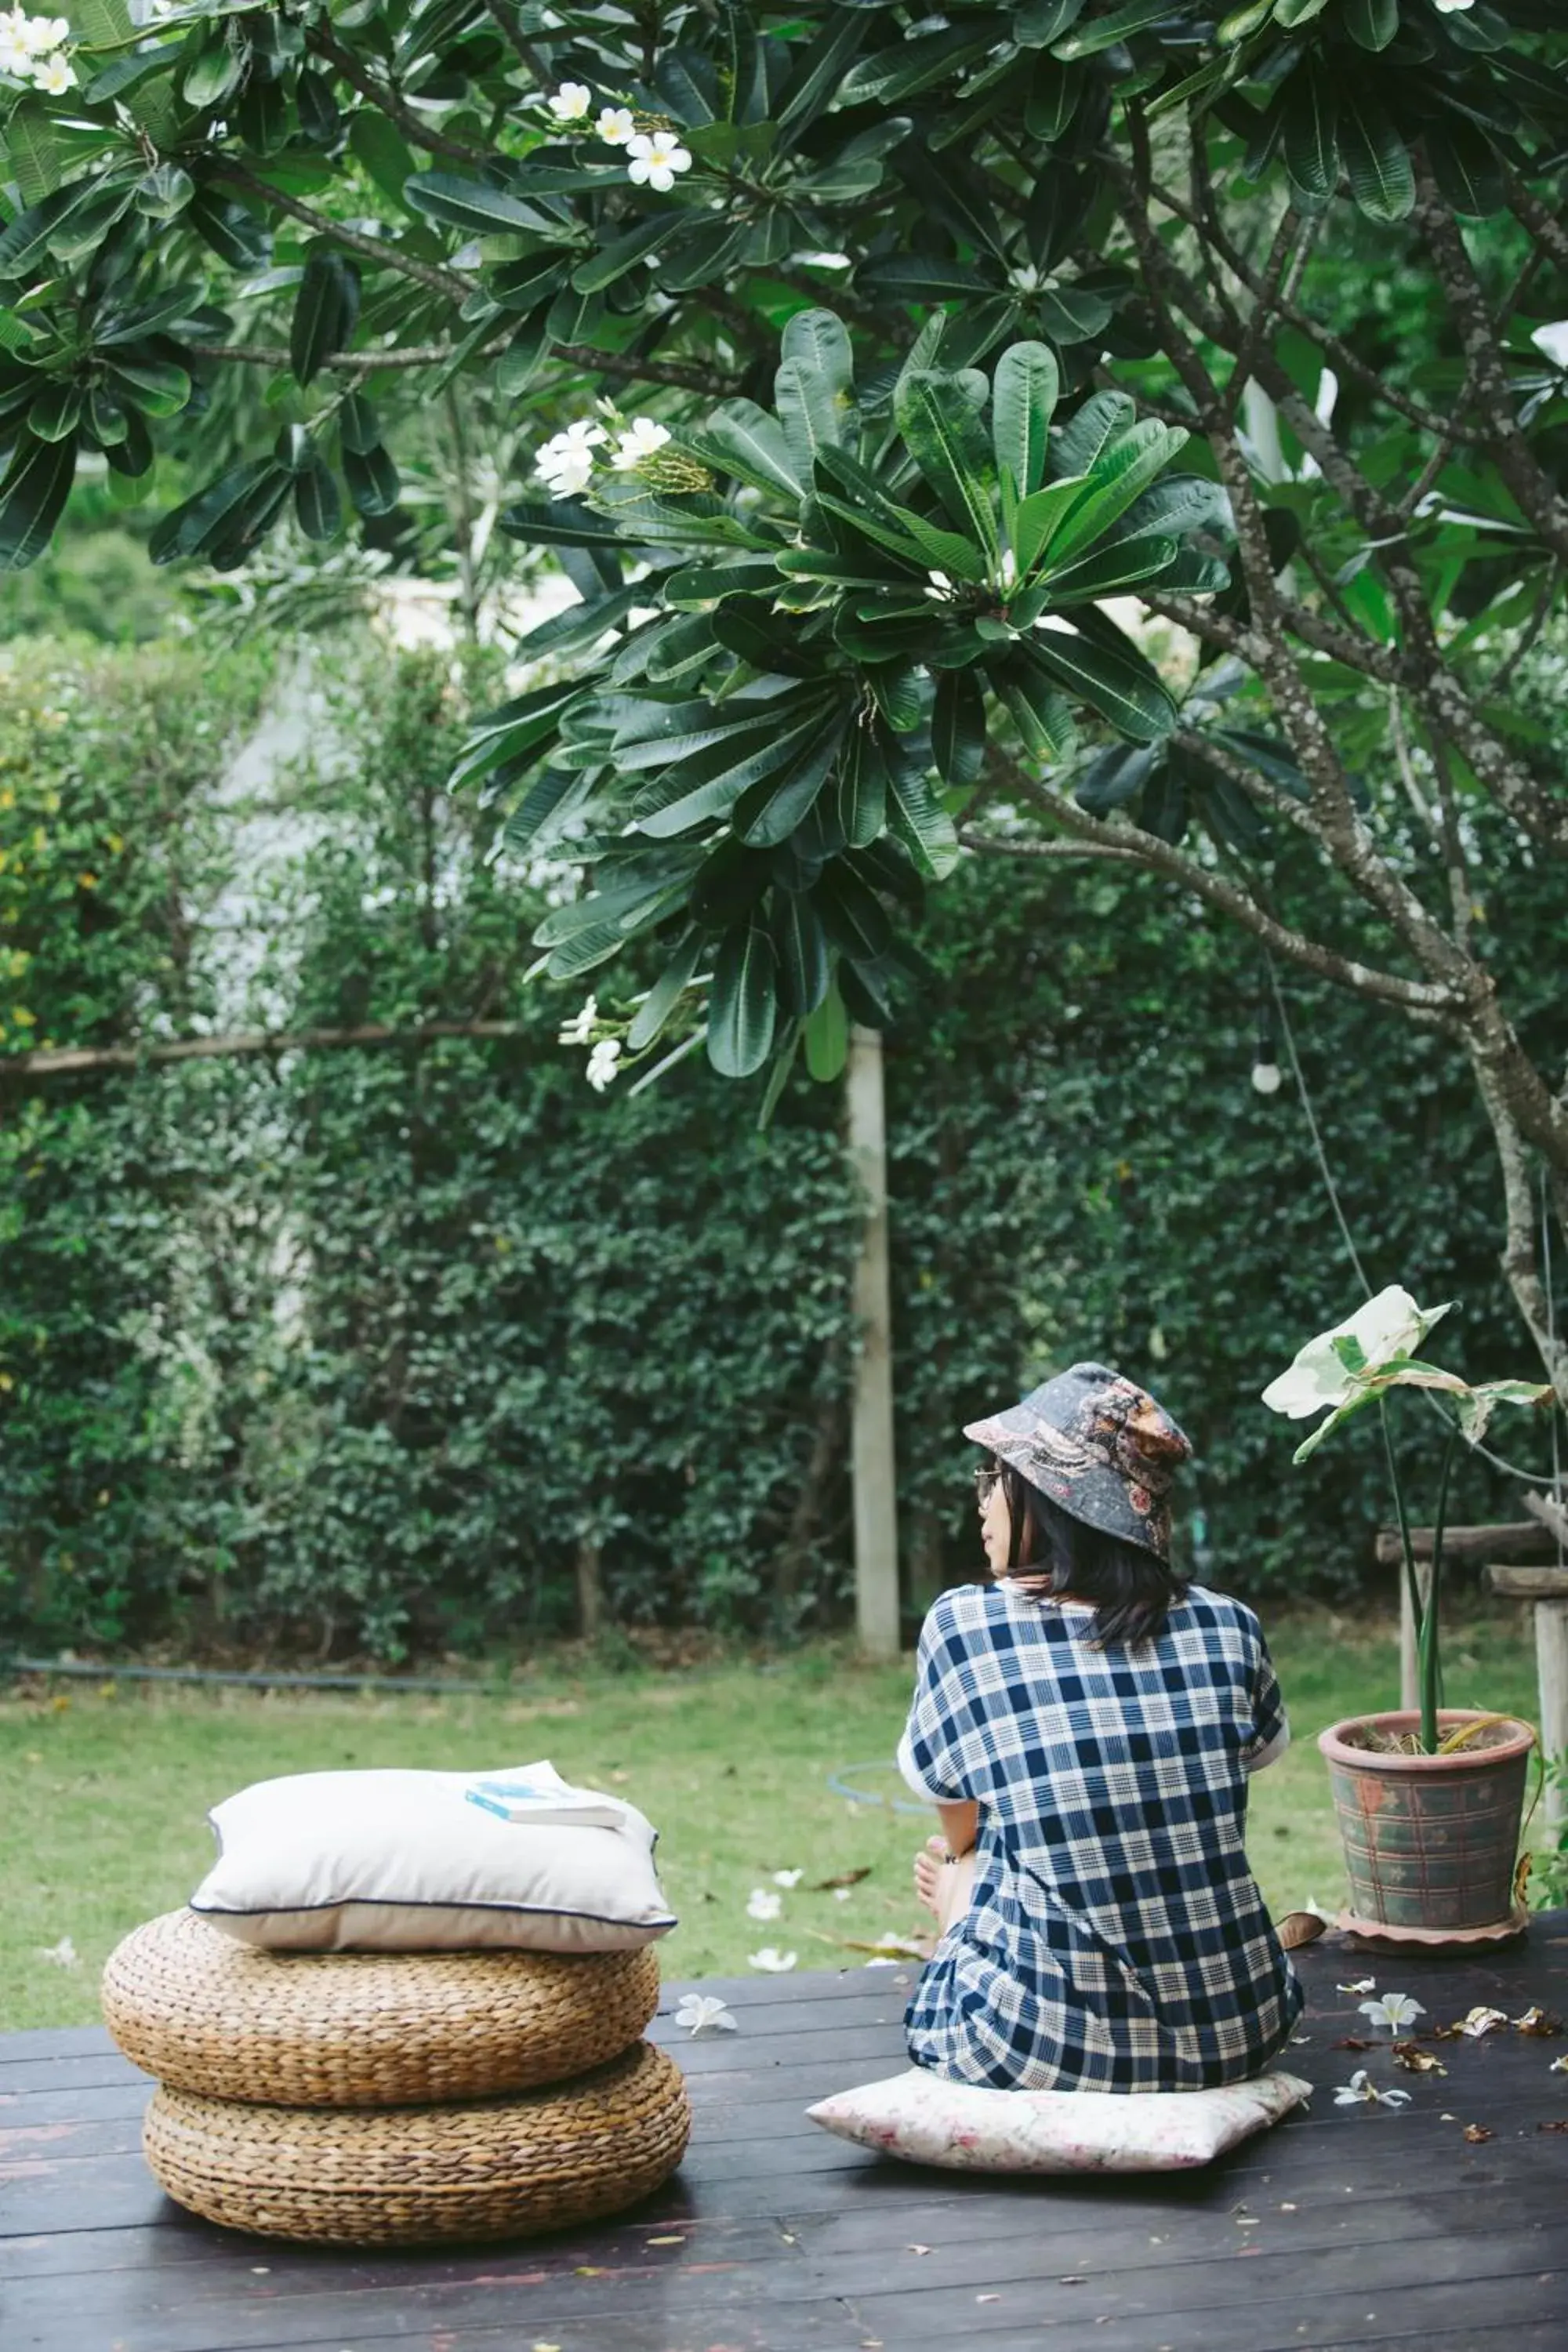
left=575, top=1536, right=604, bottom=1640
left=847, top=1024, right=900, bottom=1658
left=1534, top=1602, right=1568, bottom=1831
left=1484, top=1566, right=1568, bottom=1832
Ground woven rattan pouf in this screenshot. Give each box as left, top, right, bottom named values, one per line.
left=102, top=1909, right=662, bottom=2106
left=142, top=2040, right=691, bottom=2244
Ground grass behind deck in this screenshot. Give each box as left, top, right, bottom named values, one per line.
left=0, top=1611, right=1544, bottom=2032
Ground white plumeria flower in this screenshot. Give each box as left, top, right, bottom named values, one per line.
left=1456, top=2005, right=1509, bottom=2038
left=585, top=1038, right=622, bottom=1092
left=626, top=131, right=692, bottom=193
left=611, top=416, right=671, bottom=470
left=1359, top=1992, right=1425, bottom=2032
left=32, top=48, right=71, bottom=93
left=746, top=1887, right=782, bottom=1922
left=0, top=33, right=29, bottom=72
left=673, top=1992, right=737, bottom=2037
left=1261, top=1285, right=1452, bottom=1421
left=1334, top=2070, right=1410, bottom=2109
left=536, top=419, right=608, bottom=499
left=1531, top=322, right=1568, bottom=372
left=557, top=994, right=597, bottom=1047
left=539, top=447, right=596, bottom=497
left=747, top=1946, right=797, bottom=1973
left=772, top=1869, right=804, bottom=1888
left=998, top=548, right=1018, bottom=590
left=596, top=106, right=636, bottom=147
left=1430, top=1, right=1474, bottom=13
left=546, top=81, right=593, bottom=122
left=924, top=569, right=952, bottom=601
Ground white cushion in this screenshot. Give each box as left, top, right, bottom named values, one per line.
left=190, top=1762, right=677, bottom=1953
left=807, top=2066, right=1312, bottom=2172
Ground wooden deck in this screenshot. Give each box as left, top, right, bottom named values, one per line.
left=5, top=1920, right=1568, bottom=2352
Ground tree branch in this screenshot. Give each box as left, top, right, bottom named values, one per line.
left=191, top=336, right=736, bottom=397
left=212, top=164, right=475, bottom=306
left=1416, top=171, right=1568, bottom=572
left=1257, top=365, right=1568, bottom=852
left=960, top=826, right=1142, bottom=865
left=982, top=753, right=1460, bottom=1017
left=307, top=26, right=489, bottom=166
left=482, top=0, right=554, bottom=87
left=190, top=341, right=506, bottom=372
left=1468, top=1040, right=1568, bottom=1407
left=1505, top=169, right=1568, bottom=281
left=0, top=1021, right=531, bottom=1083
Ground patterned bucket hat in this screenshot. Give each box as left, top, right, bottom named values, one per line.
left=964, top=1362, right=1192, bottom=1565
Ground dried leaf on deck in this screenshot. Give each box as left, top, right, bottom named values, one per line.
left=1334, top=2035, right=1376, bottom=2050
left=1462, top=2123, right=1494, bottom=2143
left=1536, top=2119, right=1568, bottom=2133
left=1512, top=2006, right=1563, bottom=2037
left=1392, top=2040, right=1446, bottom=2074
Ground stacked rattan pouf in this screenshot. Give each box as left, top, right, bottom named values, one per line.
left=101, top=1909, right=690, bottom=2245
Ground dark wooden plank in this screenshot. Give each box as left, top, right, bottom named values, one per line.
left=0, top=2027, right=116, bottom=2065
left=849, top=2237, right=1566, bottom=2347
left=13, top=2172, right=1563, bottom=2350
left=4, top=1921, right=1566, bottom=2352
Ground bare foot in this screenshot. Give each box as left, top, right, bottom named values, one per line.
left=913, top=1834, right=949, bottom=1918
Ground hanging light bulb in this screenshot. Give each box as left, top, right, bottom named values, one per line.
left=1251, top=1007, right=1283, bottom=1096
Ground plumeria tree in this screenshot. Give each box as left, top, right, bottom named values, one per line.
left=3, top=2, right=1568, bottom=1397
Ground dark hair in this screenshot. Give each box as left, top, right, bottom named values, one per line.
left=996, top=1459, right=1185, bottom=1648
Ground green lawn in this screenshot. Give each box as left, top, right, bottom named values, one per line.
left=0, top=1610, right=1546, bottom=2032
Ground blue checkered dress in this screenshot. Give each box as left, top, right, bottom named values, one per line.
left=898, top=1582, right=1303, bottom=2092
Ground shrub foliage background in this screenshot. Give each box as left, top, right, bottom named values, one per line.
left=0, top=636, right=1555, bottom=1661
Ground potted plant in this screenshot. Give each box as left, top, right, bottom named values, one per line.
left=1262, top=1286, right=1555, bottom=1945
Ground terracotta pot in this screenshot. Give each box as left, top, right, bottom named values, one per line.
left=1317, top=1708, right=1534, bottom=1935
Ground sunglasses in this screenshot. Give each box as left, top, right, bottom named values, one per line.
left=973, top=1465, right=1003, bottom=1504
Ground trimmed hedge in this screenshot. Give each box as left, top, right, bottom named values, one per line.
left=0, top=641, right=1555, bottom=1660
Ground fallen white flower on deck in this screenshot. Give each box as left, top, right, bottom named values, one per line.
left=673, top=1993, right=736, bottom=2038
left=36, top=1936, right=78, bottom=1968
left=748, top=1946, right=797, bottom=1973
left=1359, top=1993, right=1425, bottom=2031
left=746, top=1887, right=782, bottom=1922
left=1338, top=1977, right=1376, bottom=1996
left=1457, top=2005, right=1509, bottom=2038
left=772, top=1868, right=804, bottom=1888
left=1549, top=2054, right=1568, bottom=2074
left=1334, top=2070, right=1410, bottom=2109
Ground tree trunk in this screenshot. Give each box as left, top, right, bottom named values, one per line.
left=575, top=1537, right=604, bottom=1639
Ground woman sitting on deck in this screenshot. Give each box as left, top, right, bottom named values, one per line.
left=902, top=1362, right=1311, bottom=2093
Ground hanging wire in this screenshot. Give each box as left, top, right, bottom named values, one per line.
left=1265, top=957, right=1372, bottom=1292
left=1264, top=953, right=1552, bottom=1488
